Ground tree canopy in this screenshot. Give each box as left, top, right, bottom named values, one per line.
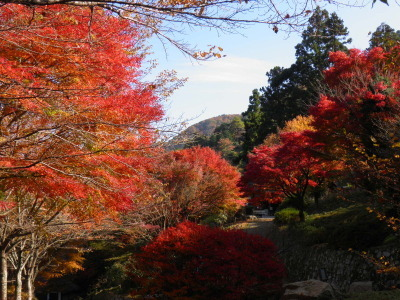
left=369, top=23, right=400, bottom=51
left=131, top=146, right=244, bottom=229
left=309, top=46, right=400, bottom=206
left=0, top=0, right=393, bottom=58
left=242, top=7, right=351, bottom=154
left=0, top=4, right=164, bottom=298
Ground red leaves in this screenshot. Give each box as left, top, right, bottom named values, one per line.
left=312, top=46, right=400, bottom=146
left=243, top=46, right=400, bottom=211
left=0, top=4, right=163, bottom=220
left=142, top=147, right=244, bottom=227
left=130, top=221, right=285, bottom=299
left=307, top=46, right=400, bottom=202
left=242, top=131, right=330, bottom=206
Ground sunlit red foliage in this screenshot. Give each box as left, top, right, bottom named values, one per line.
left=133, top=146, right=244, bottom=228
left=242, top=131, right=339, bottom=221
left=130, top=221, right=285, bottom=299
left=0, top=4, right=163, bottom=218
left=310, top=46, right=400, bottom=202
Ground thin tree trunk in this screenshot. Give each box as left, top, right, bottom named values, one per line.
left=299, top=208, right=305, bottom=222
left=15, top=269, right=22, bottom=300
left=1, top=249, right=7, bottom=300
left=26, top=274, right=34, bottom=300
left=299, top=197, right=305, bottom=222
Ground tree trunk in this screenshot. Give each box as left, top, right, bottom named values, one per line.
left=298, top=196, right=305, bottom=222
left=1, top=250, right=7, bottom=300
left=26, top=274, right=34, bottom=300
left=299, top=209, right=305, bottom=222
left=15, top=269, right=22, bottom=300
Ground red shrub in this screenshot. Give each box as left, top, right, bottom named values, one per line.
left=129, top=221, right=285, bottom=299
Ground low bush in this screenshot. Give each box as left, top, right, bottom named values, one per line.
left=129, top=221, right=285, bottom=299
left=201, top=211, right=228, bottom=227
left=274, top=207, right=303, bottom=225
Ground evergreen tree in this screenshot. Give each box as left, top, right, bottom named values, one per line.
left=242, top=89, right=265, bottom=155
left=293, top=7, right=351, bottom=101
left=295, top=7, right=351, bottom=72
left=369, top=23, right=400, bottom=51
left=212, top=116, right=245, bottom=164
left=242, top=7, right=351, bottom=155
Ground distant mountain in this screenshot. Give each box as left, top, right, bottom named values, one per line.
left=184, top=114, right=241, bottom=137
left=169, top=114, right=241, bottom=150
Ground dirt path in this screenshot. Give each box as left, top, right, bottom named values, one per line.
left=230, top=217, right=278, bottom=239
left=230, top=218, right=290, bottom=255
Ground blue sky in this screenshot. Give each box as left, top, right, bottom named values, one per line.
left=147, top=2, right=400, bottom=127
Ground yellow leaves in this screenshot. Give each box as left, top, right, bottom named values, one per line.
left=392, top=142, right=400, bottom=148
left=64, top=16, right=79, bottom=25
left=367, top=207, right=400, bottom=232
left=193, top=45, right=224, bottom=60
left=281, top=115, right=315, bottom=133
left=193, top=51, right=220, bottom=59
left=43, top=107, right=69, bottom=117
left=377, top=266, right=400, bottom=274
left=263, top=133, right=280, bottom=147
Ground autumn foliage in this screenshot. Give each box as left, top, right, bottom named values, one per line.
left=242, top=46, right=400, bottom=220
left=0, top=4, right=162, bottom=217
left=0, top=4, right=163, bottom=298
left=242, top=130, right=339, bottom=221
left=133, top=146, right=244, bottom=229
left=130, top=221, right=285, bottom=299
left=310, top=46, right=400, bottom=203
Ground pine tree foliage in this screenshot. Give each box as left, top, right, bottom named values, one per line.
left=242, top=7, right=351, bottom=154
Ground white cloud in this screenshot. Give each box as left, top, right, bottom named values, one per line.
left=178, top=56, right=273, bottom=86
left=162, top=56, right=276, bottom=125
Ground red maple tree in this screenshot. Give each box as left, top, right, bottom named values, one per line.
left=242, top=131, right=338, bottom=221
left=310, top=46, right=400, bottom=203
left=0, top=5, right=163, bottom=297
left=0, top=4, right=163, bottom=217
left=131, top=146, right=244, bottom=229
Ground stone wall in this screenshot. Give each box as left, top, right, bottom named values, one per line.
left=280, top=244, right=400, bottom=293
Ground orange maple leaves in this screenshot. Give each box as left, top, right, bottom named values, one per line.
left=0, top=4, right=162, bottom=218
